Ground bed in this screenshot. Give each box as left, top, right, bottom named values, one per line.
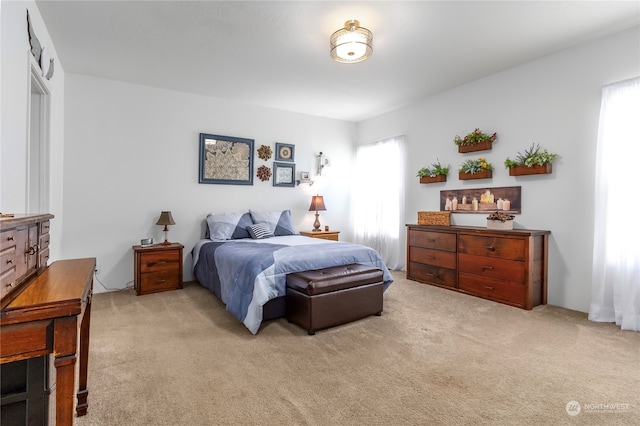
left=192, top=210, right=393, bottom=334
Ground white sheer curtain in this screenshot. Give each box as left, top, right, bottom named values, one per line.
left=589, top=77, right=640, bottom=331
left=352, top=136, right=405, bottom=270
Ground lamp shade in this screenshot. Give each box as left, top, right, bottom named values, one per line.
left=308, top=195, right=327, bottom=212
left=156, top=211, right=176, bottom=226
left=330, top=20, right=373, bottom=63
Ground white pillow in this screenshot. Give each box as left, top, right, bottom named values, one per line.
left=249, top=210, right=297, bottom=236
left=206, top=212, right=253, bottom=240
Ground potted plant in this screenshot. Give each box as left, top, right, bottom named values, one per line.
left=459, top=157, right=493, bottom=180
left=454, top=128, right=497, bottom=153
left=486, top=211, right=515, bottom=230
left=504, top=143, right=558, bottom=176
left=417, top=160, right=450, bottom=183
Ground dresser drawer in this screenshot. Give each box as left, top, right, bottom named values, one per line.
left=458, top=234, right=525, bottom=261
left=458, top=253, right=525, bottom=284
left=39, top=220, right=51, bottom=235
left=408, top=262, right=456, bottom=288
left=409, top=230, right=456, bottom=252
left=409, top=247, right=456, bottom=269
left=458, top=272, right=525, bottom=307
left=139, top=251, right=180, bottom=273
left=139, top=270, right=181, bottom=294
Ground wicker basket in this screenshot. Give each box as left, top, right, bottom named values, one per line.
left=418, top=211, right=451, bottom=226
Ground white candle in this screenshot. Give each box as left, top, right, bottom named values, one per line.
left=452, top=197, right=458, bottom=210
left=503, top=199, right=511, bottom=211
left=472, top=198, right=478, bottom=211
left=497, top=198, right=503, bottom=210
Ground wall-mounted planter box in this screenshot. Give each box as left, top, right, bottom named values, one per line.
left=459, top=170, right=492, bottom=180
left=419, top=175, right=447, bottom=184
left=457, top=140, right=493, bottom=153
left=508, top=164, right=553, bottom=176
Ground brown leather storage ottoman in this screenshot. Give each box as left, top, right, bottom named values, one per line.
left=286, top=264, right=384, bottom=335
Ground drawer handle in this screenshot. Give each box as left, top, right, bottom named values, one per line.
left=425, top=272, right=434, bottom=276
left=6, top=236, right=14, bottom=241
left=6, top=259, right=13, bottom=264
left=148, top=261, right=167, bottom=267
left=26, top=244, right=40, bottom=256
left=483, top=285, right=494, bottom=290
left=5, top=282, right=16, bottom=288
left=482, top=266, right=494, bottom=271
left=427, top=239, right=436, bottom=243
left=483, top=245, right=496, bottom=251
left=157, top=279, right=166, bottom=283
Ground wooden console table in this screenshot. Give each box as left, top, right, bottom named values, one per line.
left=1, top=258, right=95, bottom=425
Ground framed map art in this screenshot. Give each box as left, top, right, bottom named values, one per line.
left=199, top=133, right=254, bottom=185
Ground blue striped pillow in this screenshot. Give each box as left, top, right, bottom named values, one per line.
left=246, top=223, right=273, bottom=239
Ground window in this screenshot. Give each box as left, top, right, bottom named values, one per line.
left=589, top=77, right=640, bottom=331
left=352, top=135, right=405, bottom=270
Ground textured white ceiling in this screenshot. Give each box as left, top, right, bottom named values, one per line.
left=36, top=1, right=639, bottom=122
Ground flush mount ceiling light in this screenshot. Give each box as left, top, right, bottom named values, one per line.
left=330, top=19, right=373, bottom=63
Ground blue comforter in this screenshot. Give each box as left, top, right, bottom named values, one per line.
left=193, top=236, right=393, bottom=334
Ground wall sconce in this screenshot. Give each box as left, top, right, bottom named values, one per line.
left=156, top=211, right=176, bottom=245
left=317, top=152, right=330, bottom=176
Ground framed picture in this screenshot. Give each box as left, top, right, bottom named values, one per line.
left=199, top=133, right=254, bottom=185
left=439, top=186, right=521, bottom=214
left=273, top=162, right=295, bottom=187
left=275, top=143, right=295, bottom=162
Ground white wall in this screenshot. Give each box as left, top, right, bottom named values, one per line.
left=357, top=26, right=640, bottom=313
left=1, top=0, right=65, bottom=259
left=62, top=74, right=356, bottom=292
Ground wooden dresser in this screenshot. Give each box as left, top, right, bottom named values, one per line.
left=406, top=224, right=550, bottom=310
left=1, top=214, right=95, bottom=425
left=1, top=214, right=53, bottom=308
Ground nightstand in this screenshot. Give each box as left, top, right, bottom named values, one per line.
left=133, top=243, right=183, bottom=295
left=299, top=230, right=340, bottom=241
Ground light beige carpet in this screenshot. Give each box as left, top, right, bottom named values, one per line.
left=75, top=271, right=639, bottom=425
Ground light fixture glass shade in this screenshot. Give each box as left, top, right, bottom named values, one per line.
left=308, top=195, right=327, bottom=212
left=330, top=20, right=372, bottom=63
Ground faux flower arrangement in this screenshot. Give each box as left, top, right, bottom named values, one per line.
left=487, top=211, right=515, bottom=222
left=459, top=157, right=493, bottom=174
left=504, top=143, right=558, bottom=168
left=417, top=160, right=450, bottom=178
left=454, top=128, right=497, bottom=146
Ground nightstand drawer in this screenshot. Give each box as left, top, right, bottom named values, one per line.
left=139, top=270, right=181, bottom=293
left=139, top=251, right=180, bottom=273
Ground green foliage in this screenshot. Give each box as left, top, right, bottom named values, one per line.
left=417, top=160, right=450, bottom=177
left=504, top=143, right=558, bottom=168
left=459, top=157, right=493, bottom=174
left=454, top=128, right=497, bottom=146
